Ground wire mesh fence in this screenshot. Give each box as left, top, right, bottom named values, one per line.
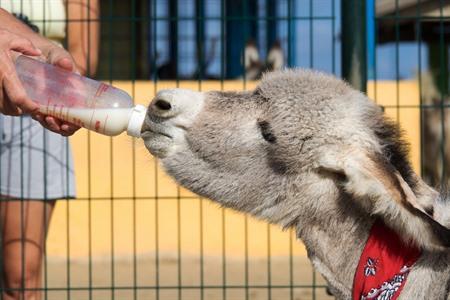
left=0, top=0, right=448, bottom=299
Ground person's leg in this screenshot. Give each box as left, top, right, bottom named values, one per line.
left=0, top=199, right=55, bottom=300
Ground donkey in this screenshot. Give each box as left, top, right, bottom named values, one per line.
left=141, top=70, right=450, bottom=299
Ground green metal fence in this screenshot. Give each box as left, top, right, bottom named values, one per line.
left=373, top=0, right=450, bottom=187
left=0, top=0, right=449, bottom=299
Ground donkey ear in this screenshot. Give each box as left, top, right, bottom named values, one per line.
left=393, top=172, right=430, bottom=215
left=317, top=149, right=450, bottom=249
left=317, top=149, right=417, bottom=211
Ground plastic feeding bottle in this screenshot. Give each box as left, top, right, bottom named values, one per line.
left=15, top=55, right=146, bottom=137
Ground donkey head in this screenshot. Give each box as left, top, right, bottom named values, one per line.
left=142, top=70, right=450, bottom=251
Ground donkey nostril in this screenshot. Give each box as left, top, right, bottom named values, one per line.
left=155, top=99, right=172, bottom=111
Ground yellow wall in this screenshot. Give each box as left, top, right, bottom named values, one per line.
left=46, top=80, right=421, bottom=259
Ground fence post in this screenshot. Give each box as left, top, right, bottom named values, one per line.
left=169, top=0, right=178, bottom=77
left=196, top=0, right=205, bottom=79
left=341, top=0, right=367, bottom=92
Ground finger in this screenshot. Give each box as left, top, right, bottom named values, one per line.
left=31, top=112, right=46, bottom=126
left=9, top=38, right=41, bottom=56
left=47, top=48, right=75, bottom=72
left=31, top=112, right=43, bottom=122
left=33, top=114, right=61, bottom=133
left=44, top=115, right=63, bottom=132
left=54, top=57, right=74, bottom=71
left=3, top=75, right=38, bottom=113
left=46, top=118, right=78, bottom=136
left=60, top=123, right=80, bottom=135
left=32, top=113, right=78, bottom=136
left=1, top=93, right=22, bottom=116
left=31, top=113, right=55, bottom=132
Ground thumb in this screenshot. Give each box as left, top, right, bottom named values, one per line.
left=47, top=47, right=75, bottom=72
left=54, top=57, right=74, bottom=71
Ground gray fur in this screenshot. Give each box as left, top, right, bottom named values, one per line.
left=142, top=69, right=450, bottom=299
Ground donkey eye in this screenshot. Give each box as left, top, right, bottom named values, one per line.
left=257, top=120, right=277, bottom=143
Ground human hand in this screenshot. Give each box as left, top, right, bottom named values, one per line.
left=0, top=28, right=41, bottom=115
left=0, top=28, right=80, bottom=136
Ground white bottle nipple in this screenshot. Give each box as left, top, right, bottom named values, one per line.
left=127, top=105, right=147, bottom=137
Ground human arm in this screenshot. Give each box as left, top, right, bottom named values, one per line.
left=66, top=0, right=100, bottom=76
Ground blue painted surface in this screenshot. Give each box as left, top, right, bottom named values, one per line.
left=148, top=0, right=429, bottom=80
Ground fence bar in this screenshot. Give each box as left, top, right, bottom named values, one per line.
left=341, top=0, right=367, bottom=92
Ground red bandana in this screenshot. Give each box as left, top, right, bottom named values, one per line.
left=352, top=220, right=421, bottom=300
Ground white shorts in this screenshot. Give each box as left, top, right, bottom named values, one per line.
left=0, top=115, right=76, bottom=200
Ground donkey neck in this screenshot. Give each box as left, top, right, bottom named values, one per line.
left=294, top=207, right=374, bottom=298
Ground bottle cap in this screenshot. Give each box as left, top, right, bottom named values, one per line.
left=127, top=105, right=147, bottom=137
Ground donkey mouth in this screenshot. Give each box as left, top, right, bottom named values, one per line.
left=141, top=119, right=174, bottom=139
left=141, top=120, right=176, bottom=158
left=141, top=128, right=172, bottom=139
left=142, top=131, right=173, bottom=158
